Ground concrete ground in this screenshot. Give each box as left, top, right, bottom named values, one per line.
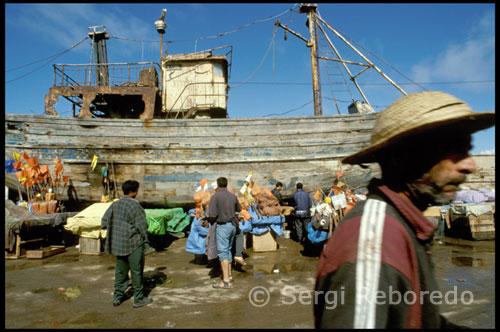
left=4, top=234, right=495, bottom=329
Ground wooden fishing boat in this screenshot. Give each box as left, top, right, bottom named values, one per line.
left=5, top=112, right=379, bottom=208
left=6, top=4, right=407, bottom=209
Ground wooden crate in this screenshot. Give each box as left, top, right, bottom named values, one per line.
left=469, top=212, right=495, bottom=240
left=79, top=237, right=104, bottom=255
left=446, top=207, right=495, bottom=241
left=252, top=230, right=278, bottom=252
left=27, top=246, right=65, bottom=259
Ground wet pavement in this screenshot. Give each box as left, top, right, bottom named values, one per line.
left=4, top=235, right=495, bottom=329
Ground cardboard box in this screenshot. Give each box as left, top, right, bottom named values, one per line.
left=252, top=230, right=277, bottom=252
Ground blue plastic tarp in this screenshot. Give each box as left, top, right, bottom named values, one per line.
left=185, top=217, right=210, bottom=255
left=246, top=206, right=284, bottom=237
left=307, top=222, right=329, bottom=243
left=188, top=205, right=285, bottom=241
left=453, top=190, right=495, bottom=204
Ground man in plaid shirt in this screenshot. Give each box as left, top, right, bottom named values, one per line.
left=101, top=179, right=152, bottom=308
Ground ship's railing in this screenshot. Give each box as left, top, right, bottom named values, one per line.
left=51, top=62, right=161, bottom=88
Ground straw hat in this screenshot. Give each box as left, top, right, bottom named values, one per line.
left=342, top=91, right=495, bottom=165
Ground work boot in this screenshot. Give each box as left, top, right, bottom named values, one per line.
left=133, top=296, right=153, bottom=308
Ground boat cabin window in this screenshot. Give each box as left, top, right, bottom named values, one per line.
left=214, top=63, right=223, bottom=77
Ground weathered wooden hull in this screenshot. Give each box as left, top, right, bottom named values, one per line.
left=6, top=113, right=381, bottom=208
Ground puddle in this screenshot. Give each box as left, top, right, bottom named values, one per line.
left=450, top=256, right=485, bottom=267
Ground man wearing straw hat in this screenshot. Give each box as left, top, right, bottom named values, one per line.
left=314, top=91, right=494, bottom=328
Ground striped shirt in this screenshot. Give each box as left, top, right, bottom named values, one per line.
left=101, top=197, right=149, bottom=256
left=314, top=178, right=454, bottom=329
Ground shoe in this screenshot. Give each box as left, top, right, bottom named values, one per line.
left=234, top=256, right=247, bottom=266
left=212, top=280, right=232, bottom=289
left=113, top=298, right=123, bottom=307
left=133, top=296, right=153, bottom=308
left=144, top=247, right=156, bottom=256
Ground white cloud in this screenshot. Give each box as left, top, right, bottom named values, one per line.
left=409, top=9, right=495, bottom=92
left=478, top=149, right=495, bottom=155
left=8, top=4, right=154, bottom=58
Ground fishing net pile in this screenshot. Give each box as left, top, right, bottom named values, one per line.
left=191, top=175, right=286, bottom=221
left=249, top=185, right=283, bottom=217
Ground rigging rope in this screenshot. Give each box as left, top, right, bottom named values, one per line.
left=263, top=100, right=314, bottom=117
left=110, top=4, right=299, bottom=44
left=316, top=10, right=427, bottom=91
left=6, top=37, right=90, bottom=84
left=231, top=25, right=278, bottom=89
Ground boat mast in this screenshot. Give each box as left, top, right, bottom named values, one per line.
left=276, top=3, right=408, bottom=114
left=300, top=4, right=322, bottom=116
left=315, top=13, right=408, bottom=97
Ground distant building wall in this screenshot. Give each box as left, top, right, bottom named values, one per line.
left=463, top=154, right=495, bottom=190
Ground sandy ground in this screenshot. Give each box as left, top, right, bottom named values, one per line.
left=4, top=234, right=495, bottom=329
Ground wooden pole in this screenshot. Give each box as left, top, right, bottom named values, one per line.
left=105, top=161, right=110, bottom=200
left=111, top=161, right=118, bottom=198
left=305, top=7, right=321, bottom=116
left=16, top=181, right=23, bottom=202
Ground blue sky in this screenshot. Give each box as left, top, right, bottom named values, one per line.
left=5, top=3, right=495, bottom=154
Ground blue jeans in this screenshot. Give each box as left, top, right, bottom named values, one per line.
left=216, top=222, right=236, bottom=263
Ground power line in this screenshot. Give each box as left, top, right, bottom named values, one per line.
left=228, top=80, right=495, bottom=86
left=263, top=100, right=314, bottom=117
left=5, top=37, right=90, bottom=84
left=5, top=5, right=298, bottom=83
left=110, top=4, right=300, bottom=44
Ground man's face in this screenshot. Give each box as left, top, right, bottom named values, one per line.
left=409, top=133, right=477, bottom=206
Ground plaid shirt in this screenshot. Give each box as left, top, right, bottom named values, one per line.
left=101, top=197, right=149, bottom=256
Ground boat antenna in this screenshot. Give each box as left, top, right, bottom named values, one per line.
left=155, top=9, right=168, bottom=58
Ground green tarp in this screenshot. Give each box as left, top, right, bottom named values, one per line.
left=145, top=208, right=190, bottom=236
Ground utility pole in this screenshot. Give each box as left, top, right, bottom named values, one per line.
left=300, top=3, right=321, bottom=116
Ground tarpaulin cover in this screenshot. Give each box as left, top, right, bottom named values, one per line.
left=5, top=200, right=77, bottom=251
left=145, top=208, right=190, bottom=236
left=188, top=204, right=285, bottom=243
left=246, top=206, right=284, bottom=236
left=65, top=203, right=191, bottom=238
left=307, top=222, right=329, bottom=244
left=453, top=190, right=495, bottom=204
left=65, top=203, right=112, bottom=238
left=449, top=203, right=493, bottom=218
left=185, top=217, right=209, bottom=255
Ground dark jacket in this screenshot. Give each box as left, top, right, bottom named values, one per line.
left=271, top=187, right=284, bottom=206
left=314, top=178, right=464, bottom=329
left=293, top=189, right=312, bottom=217
left=101, top=197, right=149, bottom=256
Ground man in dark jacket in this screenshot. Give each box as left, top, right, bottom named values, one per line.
left=271, top=181, right=284, bottom=206
left=293, top=182, right=312, bottom=244
left=314, top=91, right=495, bottom=328
left=101, top=180, right=152, bottom=308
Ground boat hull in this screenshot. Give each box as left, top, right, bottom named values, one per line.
left=6, top=113, right=381, bottom=208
